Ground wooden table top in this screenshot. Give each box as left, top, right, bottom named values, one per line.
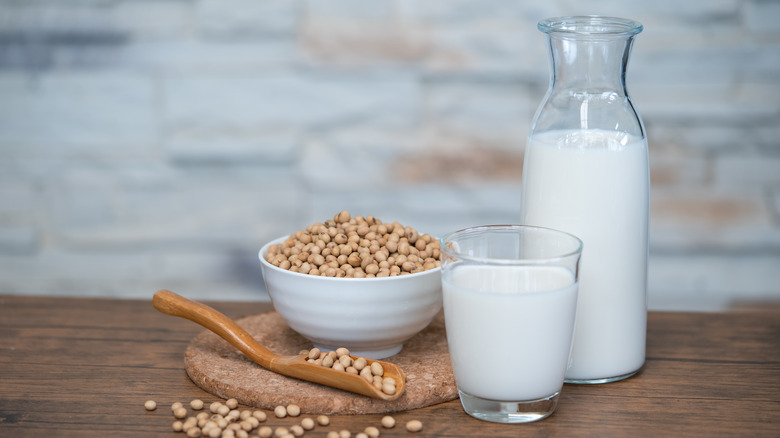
left=1, top=295, right=778, bottom=437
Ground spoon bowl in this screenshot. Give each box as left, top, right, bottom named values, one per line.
left=153, top=290, right=406, bottom=401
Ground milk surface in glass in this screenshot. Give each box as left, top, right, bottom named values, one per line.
left=520, top=129, right=649, bottom=381
left=442, top=265, right=578, bottom=401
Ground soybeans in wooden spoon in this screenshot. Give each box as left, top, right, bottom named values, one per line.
left=152, top=290, right=406, bottom=400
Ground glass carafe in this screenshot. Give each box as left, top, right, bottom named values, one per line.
left=519, top=16, right=649, bottom=383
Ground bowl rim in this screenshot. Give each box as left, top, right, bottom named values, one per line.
left=258, top=235, right=441, bottom=282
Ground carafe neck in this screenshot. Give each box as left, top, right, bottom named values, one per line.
left=531, top=16, right=645, bottom=136
left=540, top=16, right=643, bottom=96
left=546, top=35, right=635, bottom=96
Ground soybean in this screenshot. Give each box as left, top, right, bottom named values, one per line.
left=381, top=416, right=396, bottom=428
left=286, top=404, right=301, bottom=417
left=406, top=420, right=423, bottom=432
left=353, top=357, right=368, bottom=371
left=300, top=417, right=315, bottom=430
left=289, top=424, right=304, bottom=437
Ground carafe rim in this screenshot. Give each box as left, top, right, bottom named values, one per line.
left=538, top=16, right=643, bottom=38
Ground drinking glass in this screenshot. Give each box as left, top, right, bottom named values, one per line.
left=440, top=225, right=582, bottom=423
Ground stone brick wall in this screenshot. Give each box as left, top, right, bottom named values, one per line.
left=1, top=0, right=778, bottom=311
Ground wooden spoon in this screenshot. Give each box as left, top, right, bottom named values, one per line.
left=153, top=290, right=406, bottom=400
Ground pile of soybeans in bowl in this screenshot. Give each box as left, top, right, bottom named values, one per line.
left=263, top=211, right=441, bottom=278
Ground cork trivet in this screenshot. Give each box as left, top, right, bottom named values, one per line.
left=184, top=311, right=457, bottom=415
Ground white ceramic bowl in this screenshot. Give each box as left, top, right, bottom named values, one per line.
left=259, top=236, right=442, bottom=359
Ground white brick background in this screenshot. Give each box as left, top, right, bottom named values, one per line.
left=0, top=0, right=778, bottom=311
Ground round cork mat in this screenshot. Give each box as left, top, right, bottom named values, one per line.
left=184, top=311, right=457, bottom=415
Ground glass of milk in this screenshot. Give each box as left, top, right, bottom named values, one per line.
left=440, top=225, right=582, bottom=423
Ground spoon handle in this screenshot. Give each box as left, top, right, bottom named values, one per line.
left=153, top=290, right=276, bottom=369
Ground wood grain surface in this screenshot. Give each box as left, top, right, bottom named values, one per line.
left=0, top=295, right=778, bottom=437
